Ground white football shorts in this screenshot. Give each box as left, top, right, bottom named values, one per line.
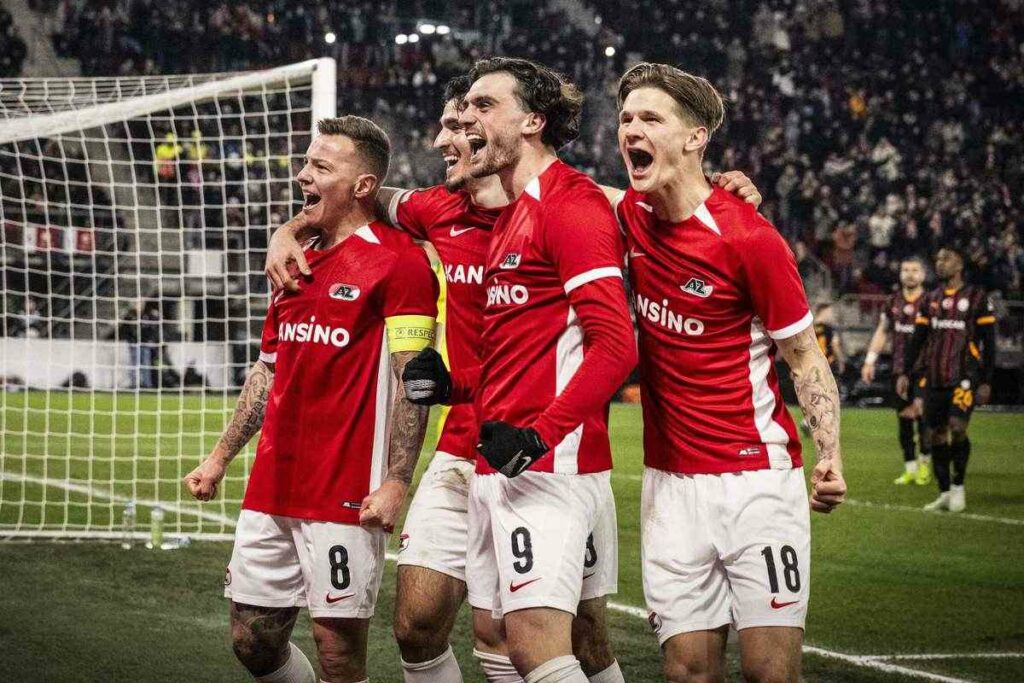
left=642, top=466, right=810, bottom=644
left=467, top=470, right=618, bottom=619
left=396, top=451, right=475, bottom=581
left=224, top=510, right=386, bottom=619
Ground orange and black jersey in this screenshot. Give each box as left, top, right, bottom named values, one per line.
left=882, top=291, right=922, bottom=373
left=815, top=322, right=837, bottom=365
left=904, top=284, right=996, bottom=388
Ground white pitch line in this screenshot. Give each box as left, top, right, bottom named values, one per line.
left=804, top=646, right=972, bottom=683
left=610, top=473, right=1024, bottom=527
left=843, top=498, right=1024, bottom=527
left=0, top=472, right=238, bottom=527
left=10, top=476, right=1003, bottom=682
left=869, top=652, right=1024, bottom=661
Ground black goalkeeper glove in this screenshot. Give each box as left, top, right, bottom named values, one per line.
left=402, top=347, right=451, bottom=405
left=476, top=421, right=549, bottom=478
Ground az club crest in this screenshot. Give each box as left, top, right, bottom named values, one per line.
left=681, top=277, right=713, bottom=298
left=329, top=283, right=360, bottom=301
left=500, top=253, right=522, bottom=270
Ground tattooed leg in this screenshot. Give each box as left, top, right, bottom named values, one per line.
left=229, top=602, right=300, bottom=676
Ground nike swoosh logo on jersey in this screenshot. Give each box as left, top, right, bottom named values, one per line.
left=450, top=226, right=476, bottom=237
left=326, top=593, right=355, bottom=604
left=582, top=573, right=597, bottom=580
left=509, top=577, right=542, bottom=593
left=628, top=249, right=647, bottom=259
left=770, top=597, right=799, bottom=609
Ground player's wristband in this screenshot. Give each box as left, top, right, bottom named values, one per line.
left=865, top=351, right=879, bottom=365
left=386, top=315, right=435, bottom=353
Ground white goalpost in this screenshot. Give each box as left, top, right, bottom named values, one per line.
left=0, top=58, right=336, bottom=542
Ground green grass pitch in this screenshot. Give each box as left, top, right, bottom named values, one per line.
left=1, top=392, right=1022, bottom=681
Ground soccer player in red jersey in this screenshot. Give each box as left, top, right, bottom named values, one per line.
left=613, top=63, right=847, bottom=682
left=184, top=116, right=439, bottom=683
left=862, top=255, right=933, bottom=485
left=404, top=57, right=638, bottom=683
left=898, top=246, right=996, bottom=512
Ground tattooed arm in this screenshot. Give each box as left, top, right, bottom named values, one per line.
left=358, top=350, right=429, bottom=532
left=184, top=360, right=274, bottom=501
left=776, top=326, right=847, bottom=513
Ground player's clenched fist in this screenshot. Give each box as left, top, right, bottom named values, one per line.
left=476, top=421, right=549, bottom=478
left=184, top=455, right=228, bottom=502
left=402, top=347, right=451, bottom=405
left=810, top=459, right=847, bottom=514
left=358, top=480, right=407, bottom=533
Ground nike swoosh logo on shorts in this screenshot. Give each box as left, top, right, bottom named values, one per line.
left=770, top=597, right=799, bottom=609
left=509, top=577, right=542, bottom=593
left=326, top=593, right=354, bottom=604
left=582, top=573, right=597, bottom=580
left=450, top=226, right=476, bottom=237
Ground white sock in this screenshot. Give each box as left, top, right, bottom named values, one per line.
left=588, top=661, right=624, bottom=683
left=921, top=454, right=932, bottom=464
left=256, top=642, right=316, bottom=683
left=402, top=645, right=463, bottom=683
left=524, top=656, right=588, bottom=683
left=951, top=484, right=964, bottom=492
left=905, top=461, right=918, bottom=474
left=474, top=649, right=523, bottom=683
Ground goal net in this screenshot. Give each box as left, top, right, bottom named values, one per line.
left=0, top=58, right=336, bottom=541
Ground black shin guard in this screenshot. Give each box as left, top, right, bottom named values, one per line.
left=951, top=437, right=971, bottom=486
left=898, top=417, right=916, bottom=462
left=932, top=443, right=952, bottom=492
left=917, top=417, right=931, bottom=456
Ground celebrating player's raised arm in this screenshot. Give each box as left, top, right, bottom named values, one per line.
left=776, top=327, right=846, bottom=512
left=184, top=359, right=274, bottom=501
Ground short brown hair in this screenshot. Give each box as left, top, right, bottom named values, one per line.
left=316, top=115, right=391, bottom=184
left=468, top=57, right=584, bottom=150
left=617, top=63, right=725, bottom=140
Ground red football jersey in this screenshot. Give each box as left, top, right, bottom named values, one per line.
left=388, top=185, right=501, bottom=460
left=617, top=186, right=810, bottom=474
left=244, top=223, right=439, bottom=524
left=478, top=160, right=635, bottom=475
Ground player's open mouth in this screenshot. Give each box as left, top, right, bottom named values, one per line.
left=302, top=192, right=322, bottom=210
left=443, top=153, right=458, bottom=168
left=628, top=149, right=654, bottom=176
left=467, top=135, right=487, bottom=160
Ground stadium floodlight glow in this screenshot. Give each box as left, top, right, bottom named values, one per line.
left=324, top=31, right=336, bottom=44
left=437, top=25, right=450, bottom=35
left=408, top=33, right=420, bottom=43
left=605, top=46, right=616, bottom=57
left=395, top=34, right=408, bottom=45
left=595, top=15, right=602, bottom=24
left=419, top=23, right=436, bottom=35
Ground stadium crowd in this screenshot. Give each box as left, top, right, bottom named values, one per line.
left=28, top=0, right=1024, bottom=303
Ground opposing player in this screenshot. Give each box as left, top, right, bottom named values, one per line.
left=862, top=255, right=932, bottom=485
left=184, top=116, right=438, bottom=683
left=613, top=63, right=846, bottom=682
left=264, top=77, right=763, bottom=683
left=898, top=246, right=996, bottom=512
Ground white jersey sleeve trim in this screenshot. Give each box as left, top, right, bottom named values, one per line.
left=563, top=267, right=623, bottom=295
left=259, top=351, right=277, bottom=363
left=387, top=189, right=412, bottom=228
left=768, top=311, right=813, bottom=340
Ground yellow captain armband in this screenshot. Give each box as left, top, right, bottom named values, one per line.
left=386, top=315, right=436, bottom=353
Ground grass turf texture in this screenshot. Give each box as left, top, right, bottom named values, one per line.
left=1, top=392, right=1022, bottom=681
